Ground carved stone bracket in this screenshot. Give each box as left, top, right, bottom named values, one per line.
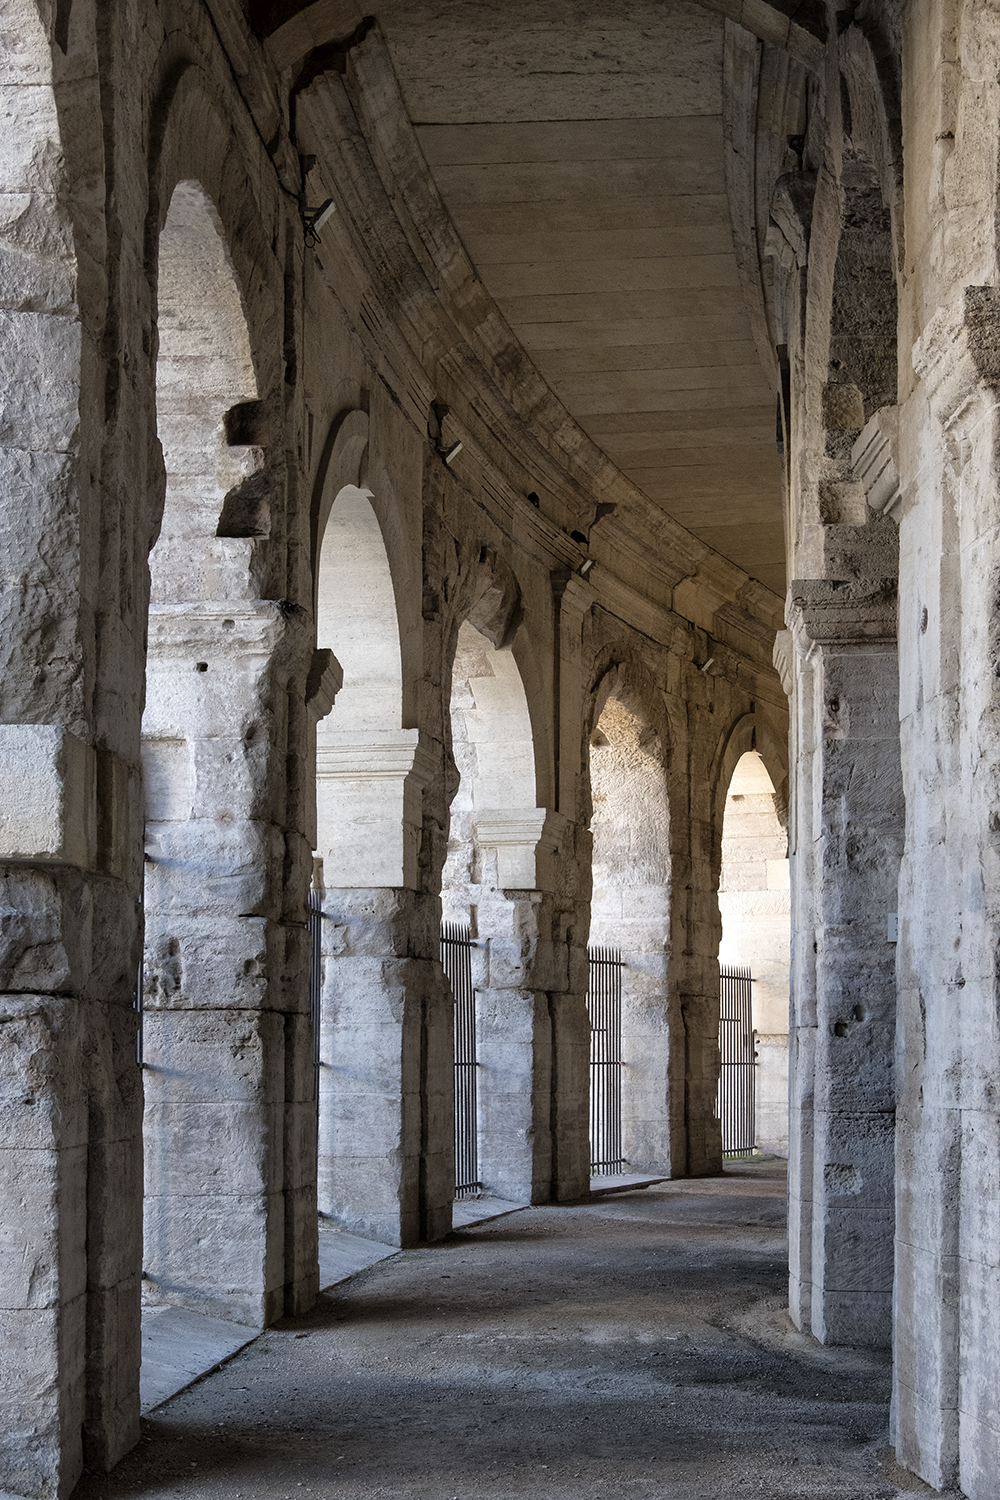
left=852, top=406, right=900, bottom=518
left=772, top=628, right=794, bottom=697
left=306, top=647, right=344, bottom=723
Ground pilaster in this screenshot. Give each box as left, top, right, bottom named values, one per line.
left=785, top=574, right=901, bottom=1346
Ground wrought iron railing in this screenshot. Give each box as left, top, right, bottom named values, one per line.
left=588, top=946, right=625, bottom=1174
left=717, top=965, right=756, bottom=1157
left=442, top=921, right=481, bottom=1199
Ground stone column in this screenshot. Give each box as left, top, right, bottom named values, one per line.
left=316, top=732, right=453, bottom=1245
left=0, top=730, right=143, bottom=1496
left=457, top=811, right=574, bottom=1205
left=786, top=574, right=901, bottom=1346
left=549, top=575, right=600, bottom=1202
left=663, top=703, right=724, bottom=1179
left=0, top=13, right=144, bottom=1487
left=891, top=289, right=1000, bottom=1495
left=775, top=627, right=819, bottom=1332
left=141, top=602, right=304, bottom=1327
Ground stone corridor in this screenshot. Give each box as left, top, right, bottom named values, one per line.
left=75, top=1167, right=936, bottom=1500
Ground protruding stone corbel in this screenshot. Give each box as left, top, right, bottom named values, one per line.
left=306, top=647, right=344, bottom=723
left=772, top=629, right=794, bottom=697
left=852, top=406, right=900, bottom=519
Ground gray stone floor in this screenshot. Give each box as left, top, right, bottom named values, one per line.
left=80, top=1163, right=956, bottom=1499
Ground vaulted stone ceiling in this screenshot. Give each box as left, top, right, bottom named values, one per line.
left=258, top=0, right=788, bottom=598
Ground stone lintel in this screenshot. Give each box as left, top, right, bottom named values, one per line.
left=787, top=578, right=897, bottom=646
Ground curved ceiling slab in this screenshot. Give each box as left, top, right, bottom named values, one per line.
left=261, top=0, right=803, bottom=596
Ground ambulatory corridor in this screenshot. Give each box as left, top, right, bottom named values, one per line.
left=76, top=1167, right=933, bottom=1500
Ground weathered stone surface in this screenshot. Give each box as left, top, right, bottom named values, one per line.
left=0, top=0, right=808, bottom=1490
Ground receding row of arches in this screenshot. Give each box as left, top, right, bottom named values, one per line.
left=134, top=176, right=790, bottom=1337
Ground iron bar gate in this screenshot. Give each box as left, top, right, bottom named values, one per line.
left=442, top=921, right=481, bottom=1199
left=308, top=887, right=323, bottom=1106
left=717, top=965, right=756, bottom=1157
left=588, top=946, right=625, bottom=1174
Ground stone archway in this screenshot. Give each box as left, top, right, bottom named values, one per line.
left=442, top=619, right=549, bottom=1205
left=140, top=179, right=284, bottom=1329
left=588, top=694, right=672, bottom=1175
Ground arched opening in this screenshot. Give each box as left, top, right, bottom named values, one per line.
left=315, top=483, right=413, bottom=885
left=141, top=180, right=271, bottom=1327
left=442, top=620, right=546, bottom=1205
left=588, top=694, right=671, bottom=1175
left=312, top=477, right=450, bottom=1247
left=718, top=749, right=790, bottom=1157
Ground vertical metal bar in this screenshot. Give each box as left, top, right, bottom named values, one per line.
left=587, top=946, right=625, bottom=1174
left=443, top=922, right=480, bottom=1199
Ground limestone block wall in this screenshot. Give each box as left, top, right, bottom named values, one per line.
left=763, top=0, right=904, bottom=1353
left=718, top=750, right=790, bottom=1157
left=890, top=5, right=1000, bottom=1491
left=0, top=3, right=788, bottom=1496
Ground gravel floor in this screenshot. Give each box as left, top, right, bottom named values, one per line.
left=77, top=1161, right=953, bottom=1500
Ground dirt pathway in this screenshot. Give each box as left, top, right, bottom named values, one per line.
left=77, top=1163, right=946, bottom=1499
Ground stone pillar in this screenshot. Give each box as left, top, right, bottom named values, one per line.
left=891, top=289, right=1000, bottom=1495
left=587, top=690, right=672, bottom=1174
left=141, top=602, right=304, bottom=1327
left=550, top=575, right=602, bottom=1201
left=775, top=627, right=819, bottom=1332
left=316, top=732, right=453, bottom=1245
left=786, top=574, right=901, bottom=1346
left=0, top=731, right=143, bottom=1498
left=0, top=11, right=145, bottom=1486
left=663, top=706, right=724, bottom=1179
left=457, top=811, right=574, bottom=1206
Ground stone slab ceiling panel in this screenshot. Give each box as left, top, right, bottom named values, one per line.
left=369, top=0, right=786, bottom=596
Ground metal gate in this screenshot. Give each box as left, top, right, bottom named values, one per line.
left=308, top=886, right=323, bottom=1105
left=717, top=965, right=756, bottom=1157
left=588, top=946, right=625, bottom=1174
left=442, top=921, right=481, bottom=1199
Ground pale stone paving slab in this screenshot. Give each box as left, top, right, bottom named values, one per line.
left=140, top=1308, right=258, bottom=1414
left=451, top=1195, right=527, bottom=1230
left=317, top=1225, right=398, bottom=1288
